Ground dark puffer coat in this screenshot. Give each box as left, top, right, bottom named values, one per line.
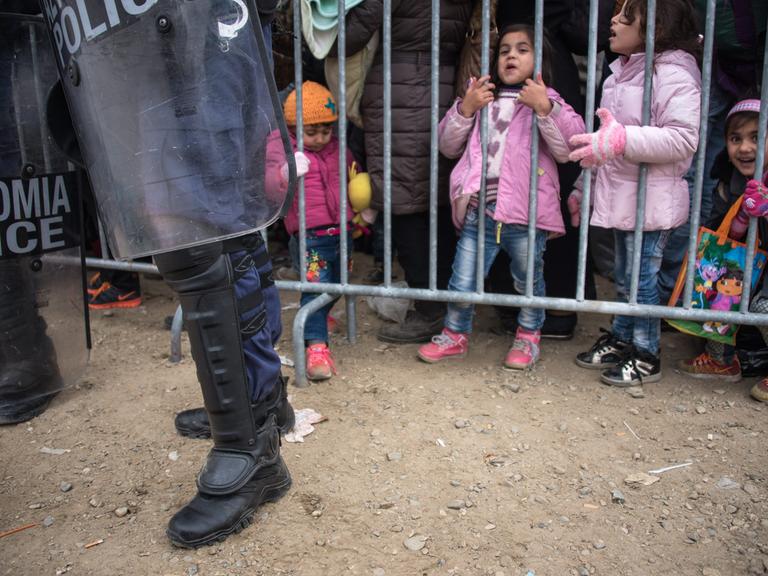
left=342, top=0, right=472, bottom=214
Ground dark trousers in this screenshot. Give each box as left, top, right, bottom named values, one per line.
left=391, top=206, right=457, bottom=318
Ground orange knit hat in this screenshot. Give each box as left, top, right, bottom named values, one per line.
left=283, top=81, right=338, bottom=127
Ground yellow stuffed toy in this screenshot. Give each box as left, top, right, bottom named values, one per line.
left=348, top=162, right=372, bottom=239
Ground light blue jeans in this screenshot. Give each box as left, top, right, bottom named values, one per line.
left=444, top=206, right=547, bottom=334
left=612, top=229, right=672, bottom=356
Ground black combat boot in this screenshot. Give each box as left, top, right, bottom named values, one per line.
left=155, top=241, right=292, bottom=548
left=0, top=263, right=61, bottom=424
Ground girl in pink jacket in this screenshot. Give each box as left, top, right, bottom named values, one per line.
left=268, top=81, right=357, bottom=382
left=417, top=24, right=585, bottom=370
left=569, top=0, right=702, bottom=387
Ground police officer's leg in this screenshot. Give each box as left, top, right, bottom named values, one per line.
left=154, top=237, right=291, bottom=548
left=0, top=260, right=61, bottom=424
left=173, top=233, right=293, bottom=439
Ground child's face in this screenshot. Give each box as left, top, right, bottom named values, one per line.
left=727, top=117, right=768, bottom=178
left=496, top=31, right=535, bottom=85
left=609, top=3, right=643, bottom=57
left=302, top=124, right=333, bottom=152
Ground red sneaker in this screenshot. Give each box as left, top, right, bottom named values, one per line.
left=306, top=343, right=336, bottom=381
left=504, top=327, right=541, bottom=370
left=417, top=328, right=469, bottom=363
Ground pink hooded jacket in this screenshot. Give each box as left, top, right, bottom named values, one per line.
left=437, top=88, right=585, bottom=236
left=266, top=131, right=353, bottom=235
left=584, top=50, right=702, bottom=231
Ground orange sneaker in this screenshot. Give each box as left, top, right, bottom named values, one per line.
left=676, top=352, right=741, bottom=382
left=87, top=272, right=103, bottom=296
left=306, top=343, right=336, bottom=381
left=88, top=281, right=142, bottom=310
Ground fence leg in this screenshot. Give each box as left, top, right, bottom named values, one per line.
left=169, top=304, right=183, bottom=363
left=292, top=293, right=336, bottom=388
left=345, top=295, right=357, bottom=344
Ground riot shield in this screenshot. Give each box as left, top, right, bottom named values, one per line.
left=38, top=0, right=296, bottom=259
left=0, top=12, right=89, bottom=424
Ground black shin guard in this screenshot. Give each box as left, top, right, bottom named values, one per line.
left=174, top=374, right=295, bottom=439
left=155, top=240, right=291, bottom=548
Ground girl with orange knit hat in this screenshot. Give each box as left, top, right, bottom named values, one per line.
left=267, top=81, right=370, bottom=381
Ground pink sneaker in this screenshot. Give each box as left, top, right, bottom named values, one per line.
left=306, top=343, right=336, bottom=381
left=417, top=328, right=469, bottom=363
left=504, top=327, right=541, bottom=370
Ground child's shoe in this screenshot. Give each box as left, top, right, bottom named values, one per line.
left=306, top=343, right=336, bottom=381
left=503, top=327, right=541, bottom=370
left=417, top=328, right=469, bottom=363
left=600, top=347, right=661, bottom=387
left=750, top=377, right=768, bottom=402
left=676, top=352, right=741, bottom=382
left=575, top=329, right=628, bottom=369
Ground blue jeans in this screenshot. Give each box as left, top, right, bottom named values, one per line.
left=659, top=82, right=732, bottom=302
left=445, top=207, right=547, bottom=334
left=291, top=231, right=350, bottom=343
left=612, top=229, right=671, bottom=356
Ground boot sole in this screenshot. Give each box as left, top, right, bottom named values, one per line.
left=166, top=471, right=292, bottom=549
left=377, top=333, right=434, bottom=344
left=0, top=397, right=53, bottom=425
left=417, top=351, right=467, bottom=363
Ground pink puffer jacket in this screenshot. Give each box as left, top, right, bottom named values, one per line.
left=586, top=50, right=702, bottom=231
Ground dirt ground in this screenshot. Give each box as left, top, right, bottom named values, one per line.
left=1, top=255, right=767, bottom=576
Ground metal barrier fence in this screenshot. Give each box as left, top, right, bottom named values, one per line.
left=86, top=0, right=768, bottom=386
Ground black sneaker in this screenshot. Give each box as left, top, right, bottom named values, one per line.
left=491, top=311, right=575, bottom=340
left=541, top=313, right=576, bottom=340
left=377, top=310, right=444, bottom=344
left=600, top=347, right=661, bottom=387
left=575, top=329, right=629, bottom=369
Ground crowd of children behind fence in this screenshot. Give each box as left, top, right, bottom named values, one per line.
left=280, top=0, right=768, bottom=404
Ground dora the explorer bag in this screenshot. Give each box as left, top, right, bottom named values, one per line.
left=667, top=195, right=768, bottom=344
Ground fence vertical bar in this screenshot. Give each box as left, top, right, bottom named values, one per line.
left=383, top=0, right=393, bottom=288
left=293, top=0, right=306, bottom=282
left=682, top=0, right=716, bottom=309
left=524, top=0, right=544, bottom=297
left=575, top=0, right=599, bottom=302
left=739, top=31, right=768, bottom=311
left=474, top=0, right=490, bottom=295
left=428, top=0, right=440, bottom=292
left=338, top=0, right=349, bottom=286
left=628, top=0, right=656, bottom=305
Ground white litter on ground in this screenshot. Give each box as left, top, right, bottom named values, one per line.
left=284, top=408, right=326, bottom=443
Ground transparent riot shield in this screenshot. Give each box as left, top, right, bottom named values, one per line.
left=0, top=12, right=89, bottom=423
left=38, top=0, right=296, bottom=259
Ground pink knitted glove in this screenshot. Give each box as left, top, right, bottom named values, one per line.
left=281, top=151, right=310, bottom=182
left=742, top=179, right=768, bottom=218
left=568, top=108, right=627, bottom=168
left=567, top=190, right=582, bottom=227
